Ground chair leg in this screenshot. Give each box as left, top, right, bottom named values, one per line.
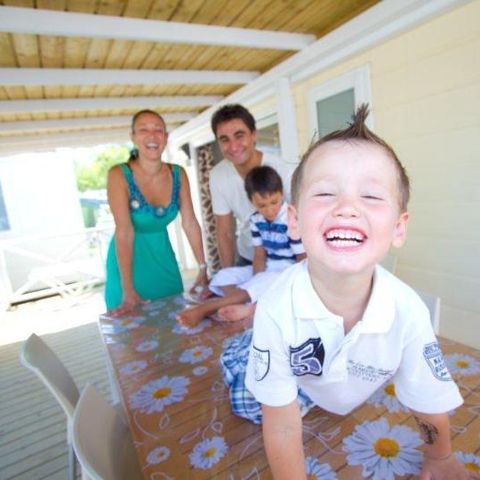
left=68, top=442, right=76, bottom=480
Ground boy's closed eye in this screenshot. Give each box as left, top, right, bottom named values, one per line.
left=361, top=194, right=384, bottom=201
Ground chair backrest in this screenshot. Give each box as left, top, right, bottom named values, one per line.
left=72, top=384, right=143, bottom=480
left=20, top=333, right=79, bottom=421
left=416, top=289, right=441, bottom=334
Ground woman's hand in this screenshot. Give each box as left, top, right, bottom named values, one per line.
left=108, top=288, right=149, bottom=316
left=189, top=268, right=209, bottom=295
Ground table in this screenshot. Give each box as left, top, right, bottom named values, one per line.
left=98, top=294, right=480, bottom=479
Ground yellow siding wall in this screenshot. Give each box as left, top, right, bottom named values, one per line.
left=290, top=2, right=480, bottom=347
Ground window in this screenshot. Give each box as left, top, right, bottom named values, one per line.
left=0, top=180, right=10, bottom=232
left=308, top=65, right=372, bottom=139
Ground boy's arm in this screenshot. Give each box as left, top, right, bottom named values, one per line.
left=262, top=401, right=306, bottom=480
left=414, top=412, right=480, bottom=479
left=295, top=253, right=306, bottom=262
left=253, top=246, right=267, bottom=274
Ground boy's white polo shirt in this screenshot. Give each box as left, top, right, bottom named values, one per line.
left=245, top=261, right=463, bottom=415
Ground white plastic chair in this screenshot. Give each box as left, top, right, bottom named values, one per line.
left=416, top=289, right=441, bottom=334
left=20, top=333, right=80, bottom=480
left=72, top=384, right=143, bottom=480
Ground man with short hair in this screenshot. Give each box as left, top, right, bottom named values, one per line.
left=209, top=104, right=293, bottom=267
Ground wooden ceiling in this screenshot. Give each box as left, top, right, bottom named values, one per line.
left=0, top=0, right=379, bottom=151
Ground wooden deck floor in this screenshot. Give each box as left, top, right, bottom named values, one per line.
left=0, top=290, right=112, bottom=480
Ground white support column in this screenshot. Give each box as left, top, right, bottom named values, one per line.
left=275, top=77, right=300, bottom=164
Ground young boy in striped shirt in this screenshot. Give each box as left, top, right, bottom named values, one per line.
left=177, top=165, right=305, bottom=328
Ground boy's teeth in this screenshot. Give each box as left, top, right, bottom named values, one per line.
left=326, top=229, right=364, bottom=242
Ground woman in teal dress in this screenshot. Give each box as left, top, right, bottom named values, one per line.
left=105, top=110, right=208, bottom=314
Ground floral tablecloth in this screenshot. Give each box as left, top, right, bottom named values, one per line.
left=99, top=294, right=480, bottom=479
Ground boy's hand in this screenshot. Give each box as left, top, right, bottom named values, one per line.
left=419, top=454, right=480, bottom=479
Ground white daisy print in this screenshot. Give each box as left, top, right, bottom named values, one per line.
left=367, top=382, right=409, bottom=413
left=193, top=366, right=208, bottom=376
left=457, top=452, right=480, bottom=474
left=143, top=301, right=165, bottom=311
left=190, top=436, right=228, bottom=470
left=130, top=376, right=190, bottom=413
left=179, top=345, right=213, bottom=364
left=343, top=417, right=423, bottom=480
left=172, top=319, right=212, bottom=335
left=445, top=353, right=480, bottom=376
left=304, top=456, right=337, bottom=479
left=136, top=339, right=159, bottom=353
left=118, top=319, right=140, bottom=330
left=173, top=295, right=187, bottom=306
left=147, top=446, right=170, bottom=465
left=120, top=360, right=147, bottom=376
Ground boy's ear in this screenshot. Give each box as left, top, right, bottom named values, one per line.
left=391, top=211, right=409, bottom=248
left=287, top=204, right=301, bottom=240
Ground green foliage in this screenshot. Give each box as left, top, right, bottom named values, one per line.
left=75, top=144, right=129, bottom=191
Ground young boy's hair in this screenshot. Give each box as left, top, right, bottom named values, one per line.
left=291, top=104, right=410, bottom=212
left=211, top=104, right=256, bottom=136
left=244, top=166, right=283, bottom=201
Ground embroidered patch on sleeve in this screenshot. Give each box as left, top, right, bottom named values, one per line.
left=289, top=337, right=325, bottom=376
left=252, top=346, right=270, bottom=381
left=423, top=342, right=452, bottom=381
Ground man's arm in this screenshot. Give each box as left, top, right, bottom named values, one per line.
left=215, top=213, right=236, bottom=268
left=415, top=412, right=480, bottom=479
left=262, top=401, right=306, bottom=480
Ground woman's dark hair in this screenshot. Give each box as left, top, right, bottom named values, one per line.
left=131, top=109, right=165, bottom=133
left=291, top=104, right=410, bottom=211
left=244, top=166, right=283, bottom=200
left=211, top=104, right=256, bottom=136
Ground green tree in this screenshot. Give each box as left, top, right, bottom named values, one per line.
left=75, top=144, right=129, bottom=191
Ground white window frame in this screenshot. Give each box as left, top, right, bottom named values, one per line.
left=307, top=64, right=373, bottom=140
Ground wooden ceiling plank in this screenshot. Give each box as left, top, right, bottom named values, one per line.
left=122, top=0, right=152, bottom=19
left=96, top=0, right=127, bottom=16
left=84, top=38, right=112, bottom=69
left=121, top=41, right=156, bottom=69
left=10, top=33, right=39, bottom=67
left=0, top=33, right=17, bottom=67
left=0, top=6, right=315, bottom=50
left=104, top=40, right=132, bottom=69
left=168, top=0, right=205, bottom=23
left=37, top=0, right=67, bottom=10
left=192, top=0, right=244, bottom=26
left=66, top=0, right=97, bottom=14
left=147, top=0, right=179, bottom=21
left=63, top=36, right=89, bottom=68
left=39, top=35, right=64, bottom=67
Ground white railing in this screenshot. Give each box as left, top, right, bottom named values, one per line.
left=0, top=226, right=113, bottom=310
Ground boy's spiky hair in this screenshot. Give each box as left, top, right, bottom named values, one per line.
left=291, top=104, right=410, bottom=211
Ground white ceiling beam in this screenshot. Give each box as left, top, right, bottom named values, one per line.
left=0, top=113, right=194, bottom=133
left=0, top=96, right=223, bottom=114
left=0, top=6, right=315, bottom=51
left=0, top=128, right=130, bottom=155
left=0, top=68, right=258, bottom=86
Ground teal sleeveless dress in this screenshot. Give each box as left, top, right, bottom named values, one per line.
left=104, top=163, right=184, bottom=310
